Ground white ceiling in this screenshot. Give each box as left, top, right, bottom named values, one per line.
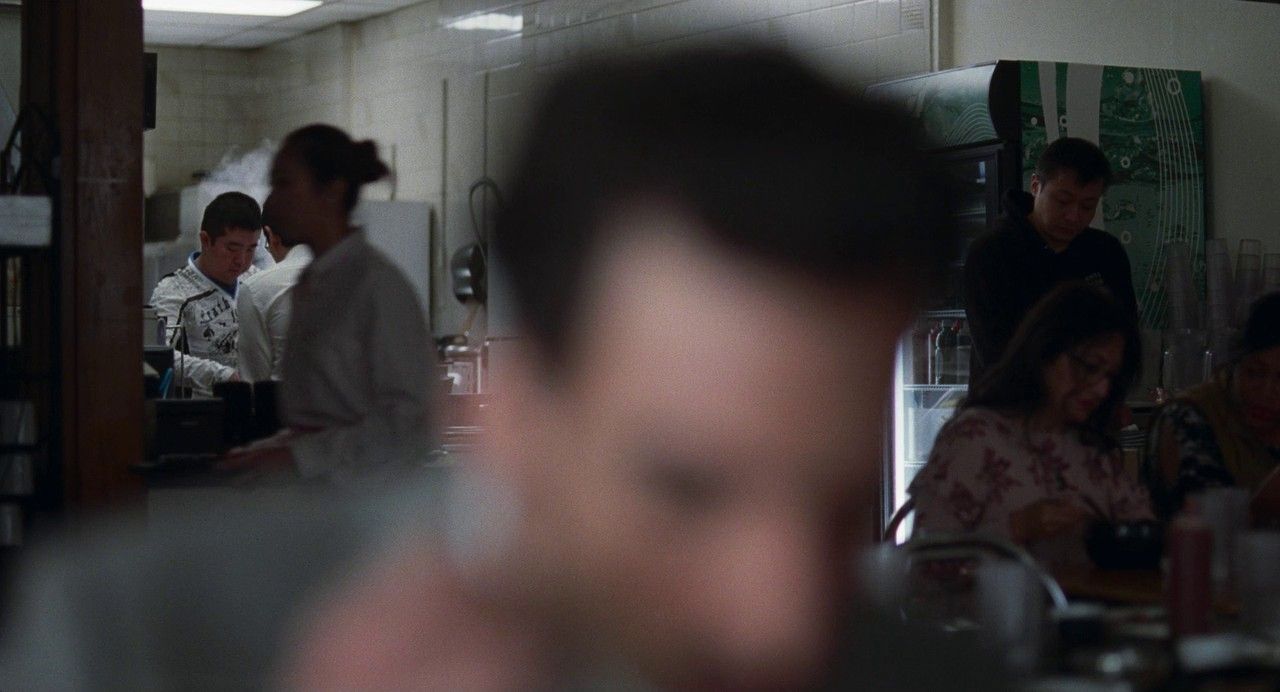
left=144, top=0, right=426, bottom=48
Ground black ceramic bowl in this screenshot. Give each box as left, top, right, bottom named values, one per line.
left=1084, top=520, right=1165, bottom=570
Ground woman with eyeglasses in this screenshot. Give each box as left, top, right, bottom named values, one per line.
left=1143, top=292, right=1280, bottom=521
left=909, top=282, right=1152, bottom=566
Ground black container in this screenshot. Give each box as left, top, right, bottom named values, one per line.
left=250, top=380, right=281, bottom=442
left=153, top=398, right=226, bottom=457
left=1053, top=603, right=1108, bottom=655
left=213, top=381, right=253, bottom=447
left=1085, top=520, right=1165, bottom=570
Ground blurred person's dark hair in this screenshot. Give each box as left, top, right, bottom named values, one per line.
left=281, top=124, right=389, bottom=212
left=264, top=225, right=299, bottom=249
left=495, top=46, right=960, bottom=372
left=1232, top=291, right=1280, bottom=363
left=965, top=281, right=1140, bottom=448
left=201, top=191, right=262, bottom=239
left=1035, top=136, right=1112, bottom=188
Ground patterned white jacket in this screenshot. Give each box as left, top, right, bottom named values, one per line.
left=150, top=254, right=257, bottom=396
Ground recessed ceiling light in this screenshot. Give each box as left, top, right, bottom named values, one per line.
left=142, top=0, right=322, bottom=16
left=446, top=13, right=522, bottom=32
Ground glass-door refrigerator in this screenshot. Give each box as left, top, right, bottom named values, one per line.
left=871, top=59, right=1206, bottom=542
left=885, top=149, right=1004, bottom=542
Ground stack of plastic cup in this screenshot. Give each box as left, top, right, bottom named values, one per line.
left=1163, top=327, right=1208, bottom=393
left=1264, top=253, right=1280, bottom=294
left=1203, top=239, right=1236, bottom=377
left=1164, top=241, right=1200, bottom=330
left=1204, top=238, right=1234, bottom=330
left=1139, top=328, right=1163, bottom=395
left=1234, top=239, right=1263, bottom=327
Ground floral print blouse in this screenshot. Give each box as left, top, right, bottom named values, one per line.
left=909, top=408, right=1154, bottom=568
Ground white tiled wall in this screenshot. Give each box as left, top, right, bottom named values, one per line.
left=145, top=0, right=933, bottom=332
left=522, top=0, right=928, bottom=86
left=144, top=46, right=262, bottom=193
left=147, top=0, right=932, bottom=190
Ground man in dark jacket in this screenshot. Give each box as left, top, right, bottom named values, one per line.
left=964, top=137, right=1138, bottom=381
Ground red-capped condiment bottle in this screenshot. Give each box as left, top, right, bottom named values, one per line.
left=1167, top=499, right=1214, bottom=638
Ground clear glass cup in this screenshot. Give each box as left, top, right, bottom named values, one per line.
left=1205, top=239, right=1235, bottom=327
left=1199, top=487, right=1251, bottom=596
left=1235, top=531, right=1280, bottom=639
left=1235, top=256, right=1264, bottom=326
left=1164, top=241, right=1199, bottom=330
left=977, top=561, right=1043, bottom=677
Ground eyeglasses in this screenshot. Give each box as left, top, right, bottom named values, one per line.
left=1067, top=351, right=1118, bottom=385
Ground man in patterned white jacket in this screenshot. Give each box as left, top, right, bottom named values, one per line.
left=150, top=191, right=262, bottom=396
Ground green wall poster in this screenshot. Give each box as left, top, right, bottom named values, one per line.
left=1020, top=62, right=1206, bottom=329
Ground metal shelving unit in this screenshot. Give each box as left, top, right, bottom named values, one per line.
left=0, top=242, right=51, bottom=555
left=2, top=105, right=63, bottom=552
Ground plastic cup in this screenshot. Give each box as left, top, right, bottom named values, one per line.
left=1163, top=329, right=1208, bottom=393
left=1199, top=487, right=1251, bottom=595
left=978, top=561, right=1043, bottom=676
left=1235, top=531, right=1280, bottom=638
left=1206, top=241, right=1234, bottom=324
left=1235, top=258, right=1264, bottom=326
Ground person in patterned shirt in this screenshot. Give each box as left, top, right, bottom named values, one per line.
left=910, top=282, right=1153, bottom=568
left=149, top=192, right=262, bottom=396
left=1143, top=291, right=1280, bottom=520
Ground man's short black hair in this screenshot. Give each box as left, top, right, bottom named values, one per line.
left=495, top=46, right=960, bottom=370
left=201, top=191, right=262, bottom=240
left=1035, top=137, right=1112, bottom=188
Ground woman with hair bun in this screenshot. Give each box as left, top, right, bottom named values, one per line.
left=222, top=124, right=432, bottom=485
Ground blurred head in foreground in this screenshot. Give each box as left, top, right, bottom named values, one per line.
left=472, top=47, right=958, bottom=688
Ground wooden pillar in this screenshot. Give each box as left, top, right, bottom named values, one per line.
left=22, top=0, right=145, bottom=511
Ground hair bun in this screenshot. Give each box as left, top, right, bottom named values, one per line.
left=352, top=140, right=390, bottom=184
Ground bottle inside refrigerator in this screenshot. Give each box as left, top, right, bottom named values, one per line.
left=891, top=311, right=970, bottom=542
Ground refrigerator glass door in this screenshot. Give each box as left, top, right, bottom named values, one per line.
left=889, top=312, right=968, bottom=542
left=886, top=149, right=1001, bottom=542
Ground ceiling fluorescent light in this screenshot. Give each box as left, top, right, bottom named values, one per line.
left=142, top=0, right=322, bottom=16
left=446, top=13, right=522, bottom=31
